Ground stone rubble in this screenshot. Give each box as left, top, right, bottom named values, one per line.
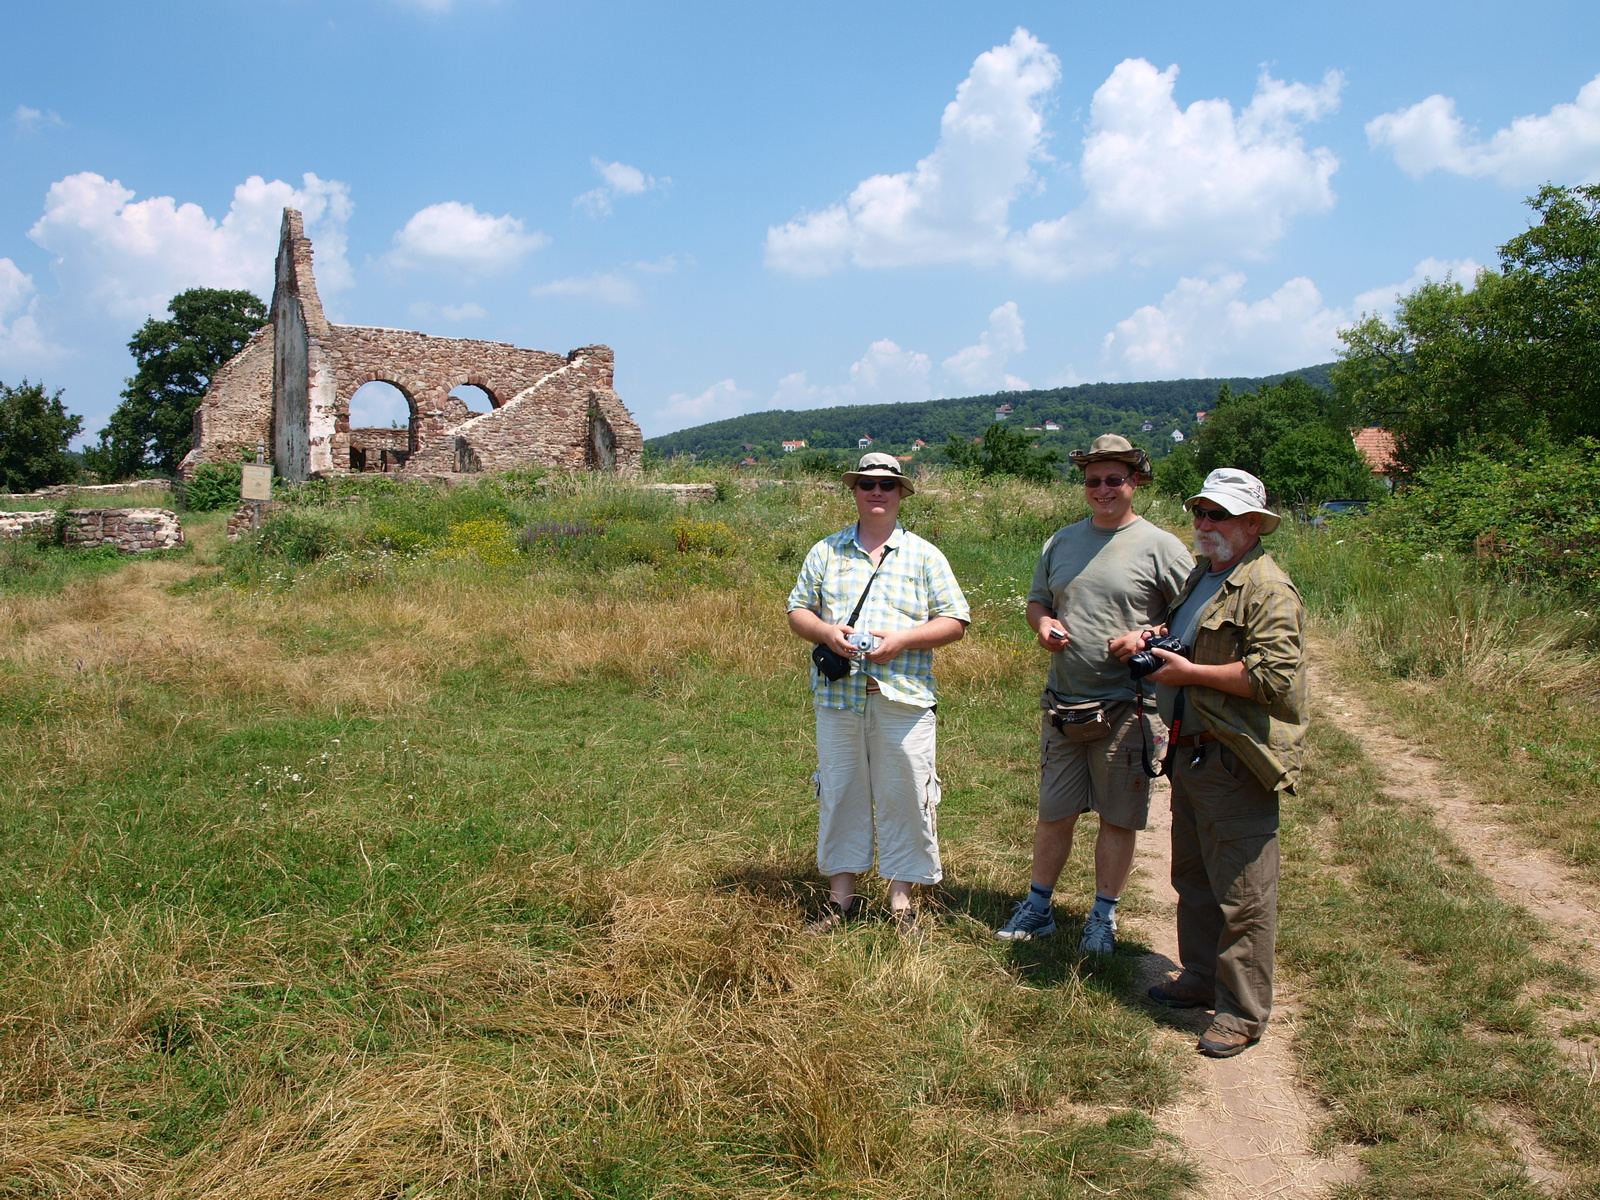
left=0, top=508, right=184, bottom=553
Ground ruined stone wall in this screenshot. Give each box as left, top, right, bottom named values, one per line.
left=180, top=328, right=274, bottom=475
left=0, top=508, right=184, bottom=552
left=184, top=207, right=643, bottom=482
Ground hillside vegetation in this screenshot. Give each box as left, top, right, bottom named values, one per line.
left=647, top=364, right=1333, bottom=464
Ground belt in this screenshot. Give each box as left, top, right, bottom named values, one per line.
left=1172, top=731, right=1216, bottom=748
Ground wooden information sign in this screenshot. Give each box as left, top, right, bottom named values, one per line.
left=241, top=464, right=274, bottom=502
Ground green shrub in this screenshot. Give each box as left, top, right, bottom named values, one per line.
left=1366, top=439, right=1600, bottom=596
left=255, top=511, right=342, bottom=564
left=183, top=464, right=242, bottom=512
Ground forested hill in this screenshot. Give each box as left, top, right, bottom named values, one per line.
left=647, top=364, right=1333, bottom=463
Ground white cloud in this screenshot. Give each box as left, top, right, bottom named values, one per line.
left=766, top=30, right=1341, bottom=279
left=1351, top=256, right=1483, bottom=317
left=387, top=201, right=546, bottom=273
left=529, top=272, right=640, bottom=305
left=12, top=105, right=65, bottom=134
left=941, top=301, right=1028, bottom=392
left=0, top=258, right=57, bottom=360
left=407, top=300, right=488, bottom=322
left=1015, top=62, right=1341, bottom=275
left=576, top=158, right=668, bottom=216
left=772, top=340, right=934, bottom=412
left=26, top=171, right=353, bottom=323
left=1100, top=274, right=1346, bottom=379
left=660, top=379, right=756, bottom=428
left=766, top=28, right=1059, bottom=275
left=1369, top=75, right=1600, bottom=185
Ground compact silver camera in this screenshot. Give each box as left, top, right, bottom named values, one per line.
left=846, top=630, right=879, bottom=654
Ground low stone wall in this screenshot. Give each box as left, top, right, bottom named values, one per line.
left=226, top=501, right=286, bottom=541
left=0, top=508, right=185, bottom=553
left=0, top=480, right=172, bottom=504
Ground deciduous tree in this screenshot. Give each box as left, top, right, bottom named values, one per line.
left=86, top=287, right=266, bottom=479
left=943, top=421, right=1062, bottom=483
left=0, top=379, right=83, bottom=492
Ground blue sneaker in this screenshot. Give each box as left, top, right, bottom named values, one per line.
left=996, top=899, right=1057, bottom=941
left=1078, top=910, right=1116, bottom=955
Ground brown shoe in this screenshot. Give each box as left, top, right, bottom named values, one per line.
left=1147, top=975, right=1214, bottom=1009
left=1197, top=1022, right=1257, bottom=1058
left=805, top=900, right=856, bottom=935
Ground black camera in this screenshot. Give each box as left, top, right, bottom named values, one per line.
left=1128, top=633, right=1186, bottom=680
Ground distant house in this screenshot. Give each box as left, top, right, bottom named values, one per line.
left=896, top=455, right=914, bottom=465
left=1025, top=425, right=1044, bottom=432
left=1141, top=421, right=1154, bottom=433
left=781, top=440, right=806, bottom=453
left=994, top=403, right=1013, bottom=420
left=912, top=438, right=928, bottom=449
left=1044, top=420, right=1060, bottom=431
left=858, top=436, right=874, bottom=449
left=740, top=457, right=758, bottom=467
left=1353, top=426, right=1400, bottom=479
left=1195, top=411, right=1209, bottom=423
left=1171, top=429, right=1186, bottom=443
left=742, top=443, right=757, bottom=452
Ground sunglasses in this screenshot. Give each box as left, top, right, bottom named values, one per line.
left=1083, top=473, right=1132, bottom=489
left=855, top=478, right=901, bottom=493
left=1191, top=505, right=1237, bottom=524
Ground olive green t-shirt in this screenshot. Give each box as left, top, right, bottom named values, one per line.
left=1027, top=516, right=1194, bottom=704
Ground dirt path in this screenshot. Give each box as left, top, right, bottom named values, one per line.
left=1126, top=775, right=1360, bottom=1200
left=1309, top=642, right=1600, bottom=1078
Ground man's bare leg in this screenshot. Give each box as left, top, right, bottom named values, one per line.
left=828, top=871, right=857, bottom=910
left=1030, top=813, right=1082, bottom=887
left=1093, top=819, right=1137, bottom=900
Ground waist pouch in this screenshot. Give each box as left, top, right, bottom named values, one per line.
left=1044, top=692, right=1135, bottom=744
left=812, top=643, right=852, bottom=681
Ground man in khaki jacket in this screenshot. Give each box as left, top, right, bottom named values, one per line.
left=1112, top=468, right=1307, bottom=1058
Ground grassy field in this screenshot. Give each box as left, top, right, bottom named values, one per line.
left=1, top=478, right=1205, bottom=1199
left=3, top=473, right=1596, bottom=1197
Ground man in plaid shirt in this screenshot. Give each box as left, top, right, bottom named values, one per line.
left=787, top=452, right=969, bottom=936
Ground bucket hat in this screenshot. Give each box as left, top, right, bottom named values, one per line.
left=1068, top=434, right=1152, bottom=482
left=1185, top=468, right=1280, bottom=534
left=842, top=451, right=915, bottom=496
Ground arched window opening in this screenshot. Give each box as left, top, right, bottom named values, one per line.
left=348, top=381, right=415, bottom=472
left=449, top=384, right=495, bottom=413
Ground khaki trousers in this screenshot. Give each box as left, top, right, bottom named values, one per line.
left=814, top=696, right=942, bottom=885
left=1169, top=739, right=1279, bottom=1040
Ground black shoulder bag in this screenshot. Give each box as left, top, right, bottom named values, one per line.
left=811, top=546, right=895, bottom=681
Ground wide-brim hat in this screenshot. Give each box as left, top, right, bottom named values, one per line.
left=842, top=451, right=915, bottom=496
left=1185, top=467, right=1281, bottom=534
left=1068, top=434, right=1152, bottom=482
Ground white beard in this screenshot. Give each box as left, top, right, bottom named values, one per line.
left=1193, top=530, right=1227, bottom=559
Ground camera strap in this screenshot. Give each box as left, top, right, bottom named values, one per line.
left=1136, top=680, right=1181, bottom=778
left=844, top=544, right=895, bottom=631
left=810, top=543, right=895, bottom=682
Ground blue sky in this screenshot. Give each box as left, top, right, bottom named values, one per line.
left=3, top=0, right=1599, bottom=442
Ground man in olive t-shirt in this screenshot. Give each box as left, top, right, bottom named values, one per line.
left=996, top=435, right=1193, bottom=954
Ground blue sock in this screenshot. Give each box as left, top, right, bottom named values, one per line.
left=1026, top=883, right=1054, bottom=912
left=1090, top=893, right=1119, bottom=922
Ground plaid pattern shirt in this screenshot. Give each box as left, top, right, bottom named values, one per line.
left=787, top=523, right=970, bottom=712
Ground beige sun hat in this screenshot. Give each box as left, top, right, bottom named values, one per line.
left=1068, top=434, right=1152, bottom=482
left=842, top=451, right=915, bottom=496
left=1185, top=467, right=1281, bottom=534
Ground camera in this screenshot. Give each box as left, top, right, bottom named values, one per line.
left=846, top=630, right=879, bottom=654
left=1128, top=633, right=1186, bottom=680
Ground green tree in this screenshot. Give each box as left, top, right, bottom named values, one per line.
left=0, top=379, right=84, bottom=492
left=1152, top=441, right=1202, bottom=499
left=86, top=287, right=266, bottom=479
left=943, top=422, right=1062, bottom=483
left=1334, top=183, right=1600, bottom=475
left=1194, top=378, right=1376, bottom=504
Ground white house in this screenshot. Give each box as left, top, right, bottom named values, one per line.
left=858, top=436, right=873, bottom=449
left=782, top=440, right=806, bottom=452
left=1171, top=429, right=1186, bottom=442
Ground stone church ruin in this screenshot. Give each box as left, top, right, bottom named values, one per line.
left=180, top=209, right=643, bottom=482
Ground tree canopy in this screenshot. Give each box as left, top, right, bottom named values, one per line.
left=1333, top=183, right=1600, bottom=476
left=1191, top=378, right=1381, bottom=505
left=0, top=380, right=83, bottom=493
left=943, top=421, right=1062, bottom=483
left=86, top=287, right=266, bottom=479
